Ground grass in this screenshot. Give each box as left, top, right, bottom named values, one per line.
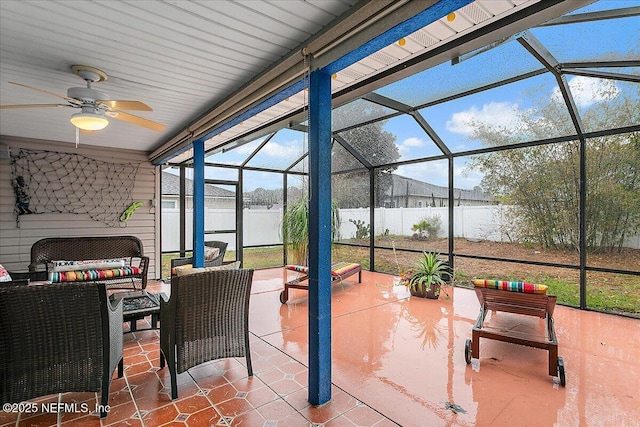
left=160, top=240, right=639, bottom=317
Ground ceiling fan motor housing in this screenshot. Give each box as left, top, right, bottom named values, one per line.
left=67, top=87, right=109, bottom=104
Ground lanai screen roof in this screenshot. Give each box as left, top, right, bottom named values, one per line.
left=163, top=1, right=638, bottom=169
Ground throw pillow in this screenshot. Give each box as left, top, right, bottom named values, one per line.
left=50, top=259, right=126, bottom=272
left=204, top=246, right=220, bottom=261
left=0, top=264, right=12, bottom=282
left=175, top=261, right=241, bottom=277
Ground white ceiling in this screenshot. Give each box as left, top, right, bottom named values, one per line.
left=0, top=0, right=591, bottom=161
left=0, top=0, right=358, bottom=151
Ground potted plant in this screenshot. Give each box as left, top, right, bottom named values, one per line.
left=401, top=251, right=450, bottom=299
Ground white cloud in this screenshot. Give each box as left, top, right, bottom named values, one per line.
left=237, top=139, right=301, bottom=158
left=551, top=76, right=619, bottom=108
left=397, top=137, right=426, bottom=158
left=402, top=137, right=424, bottom=147
left=396, top=162, right=449, bottom=187
left=446, top=102, right=524, bottom=136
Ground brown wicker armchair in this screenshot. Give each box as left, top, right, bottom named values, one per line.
left=159, top=268, right=253, bottom=399
left=0, top=282, right=124, bottom=418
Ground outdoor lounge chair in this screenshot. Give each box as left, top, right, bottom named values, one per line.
left=464, top=279, right=565, bottom=386
left=159, top=268, right=254, bottom=399
left=280, top=261, right=361, bottom=303
left=0, top=282, right=124, bottom=417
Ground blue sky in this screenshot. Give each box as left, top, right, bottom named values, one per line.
left=190, top=1, right=637, bottom=192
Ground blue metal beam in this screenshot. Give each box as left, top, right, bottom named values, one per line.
left=324, top=0, right=473, bottom=75
left=307, top=68, right=332, bottom=405
left=192, top=138, right=205, bottom=268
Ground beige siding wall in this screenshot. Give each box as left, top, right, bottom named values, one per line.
left=0, top=136, right=159, bottom=280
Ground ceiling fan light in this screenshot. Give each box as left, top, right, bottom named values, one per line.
left=70, top=111, right=109, bottom=131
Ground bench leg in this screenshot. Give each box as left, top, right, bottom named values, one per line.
left=151, top=313, right=159, bottom=329
left=279, top=288, right=288, bottom=304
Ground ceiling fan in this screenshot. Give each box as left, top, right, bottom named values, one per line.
left=0, top=65, right=165, bottom=132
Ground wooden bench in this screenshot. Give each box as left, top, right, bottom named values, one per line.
left=280, top=262, right=361, bottom=303
left=29, top=236, right=149, bottom=289
left=465, top=279, right=565, bottom=386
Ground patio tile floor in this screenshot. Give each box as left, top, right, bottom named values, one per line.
left=2, top=268, right=638, bottom=426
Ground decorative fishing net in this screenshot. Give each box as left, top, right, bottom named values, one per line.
left=10, top=149, right=140, bottom=227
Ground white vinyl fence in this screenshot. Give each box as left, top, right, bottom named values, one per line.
left=162, top=206, right=639, bottom=251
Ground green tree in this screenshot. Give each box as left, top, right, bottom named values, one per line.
left=332, top=104, right=400, bottom=208
left=470, top=81, right=639, bottom=253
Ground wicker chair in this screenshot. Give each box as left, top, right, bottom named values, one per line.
left=170, top=241, right=229, bottom=278
left=159, top=269, right=253, bottom=399
left=0, top=282, right=124, bottom=418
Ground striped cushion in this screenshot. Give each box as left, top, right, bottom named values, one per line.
left=285, top=262, right=361, bottom=278
left=472, top=279, right=548, bottom=294
left=49, top=266, right=141, bottom=283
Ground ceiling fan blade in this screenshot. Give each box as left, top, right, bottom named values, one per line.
left=9, top=81, right=74, bottom=102
left=1, top=103, right=67, bottom=109
left=97, top=100, right=152, bottom=111
left=110, top=110, right=166, bottom=131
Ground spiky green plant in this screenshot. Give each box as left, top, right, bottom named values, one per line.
left=408, top=252, right=450, bottom=297
left=281, top=195, right=340, bottom=265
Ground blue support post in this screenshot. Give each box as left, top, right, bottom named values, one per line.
left=192, top=138, right=205, bottom=268
left=308, top=68, right=332, bottom=405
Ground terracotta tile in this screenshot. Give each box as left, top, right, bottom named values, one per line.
left=8, top=271, right=636, bottom=427
left=277, top=411, right=314, bottom=426
left=16, top=411, right=59, bottom=427
left=228, top=409, right=265, bottom=426
left=204, top=383, right=238, bottom=404
left=123, top=346, right=143, bottom=359
left=342, top=405, right=386, bottom=426
left=255, top=399, right=296, bottom=422
left=300, top=402, right=342, bottom=424
left=123, top=353, right=148, bottom=366
left=284, top=388, right=311, bottom=411
left=98, top=401, right=139, bottom=426
left=293, top=371, right=309, bottom=388
left=59, top=414, right=101, bottom=426
left=124, top=360, right=154, bottom=377
left=185, top=407, right=221, bottom=427
left=0, top=411, right=18, bottom=426
left=222, top=364, right=253, bottom=383
left=174, top=395, right=211, bottom=415
left=326, top=388, right=359, bottom=415
left=214, top=397, right=254, bottom=418
left=244, top=386, right=278, bottom=409
left=229, top=376, right=264, bottom=393
left=325, top=414, right=358, bottom=426
left=143, top=403, right=179, bottom=425
left=268, top=378, right=305, bottom=396
left=255, top=367, right=286, bottom=385
left=278, top=360, right=308, bottom=376
left=103, top=417, right=144, bottom=427
left=192, top=372, right=230, bottom=391
left=372, top=418, right=399, bottom=426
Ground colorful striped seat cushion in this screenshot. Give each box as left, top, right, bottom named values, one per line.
left=49, top=266, right=141, bottom=283
left=286, top=262, right=361, bottom=279
left=472, top=279, right=548, bottom=294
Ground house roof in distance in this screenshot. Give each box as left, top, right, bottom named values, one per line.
left=162, top=172, right=235, bottom=198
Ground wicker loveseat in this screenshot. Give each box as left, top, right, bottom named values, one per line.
left=28, top=236, right=149, bottom=289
